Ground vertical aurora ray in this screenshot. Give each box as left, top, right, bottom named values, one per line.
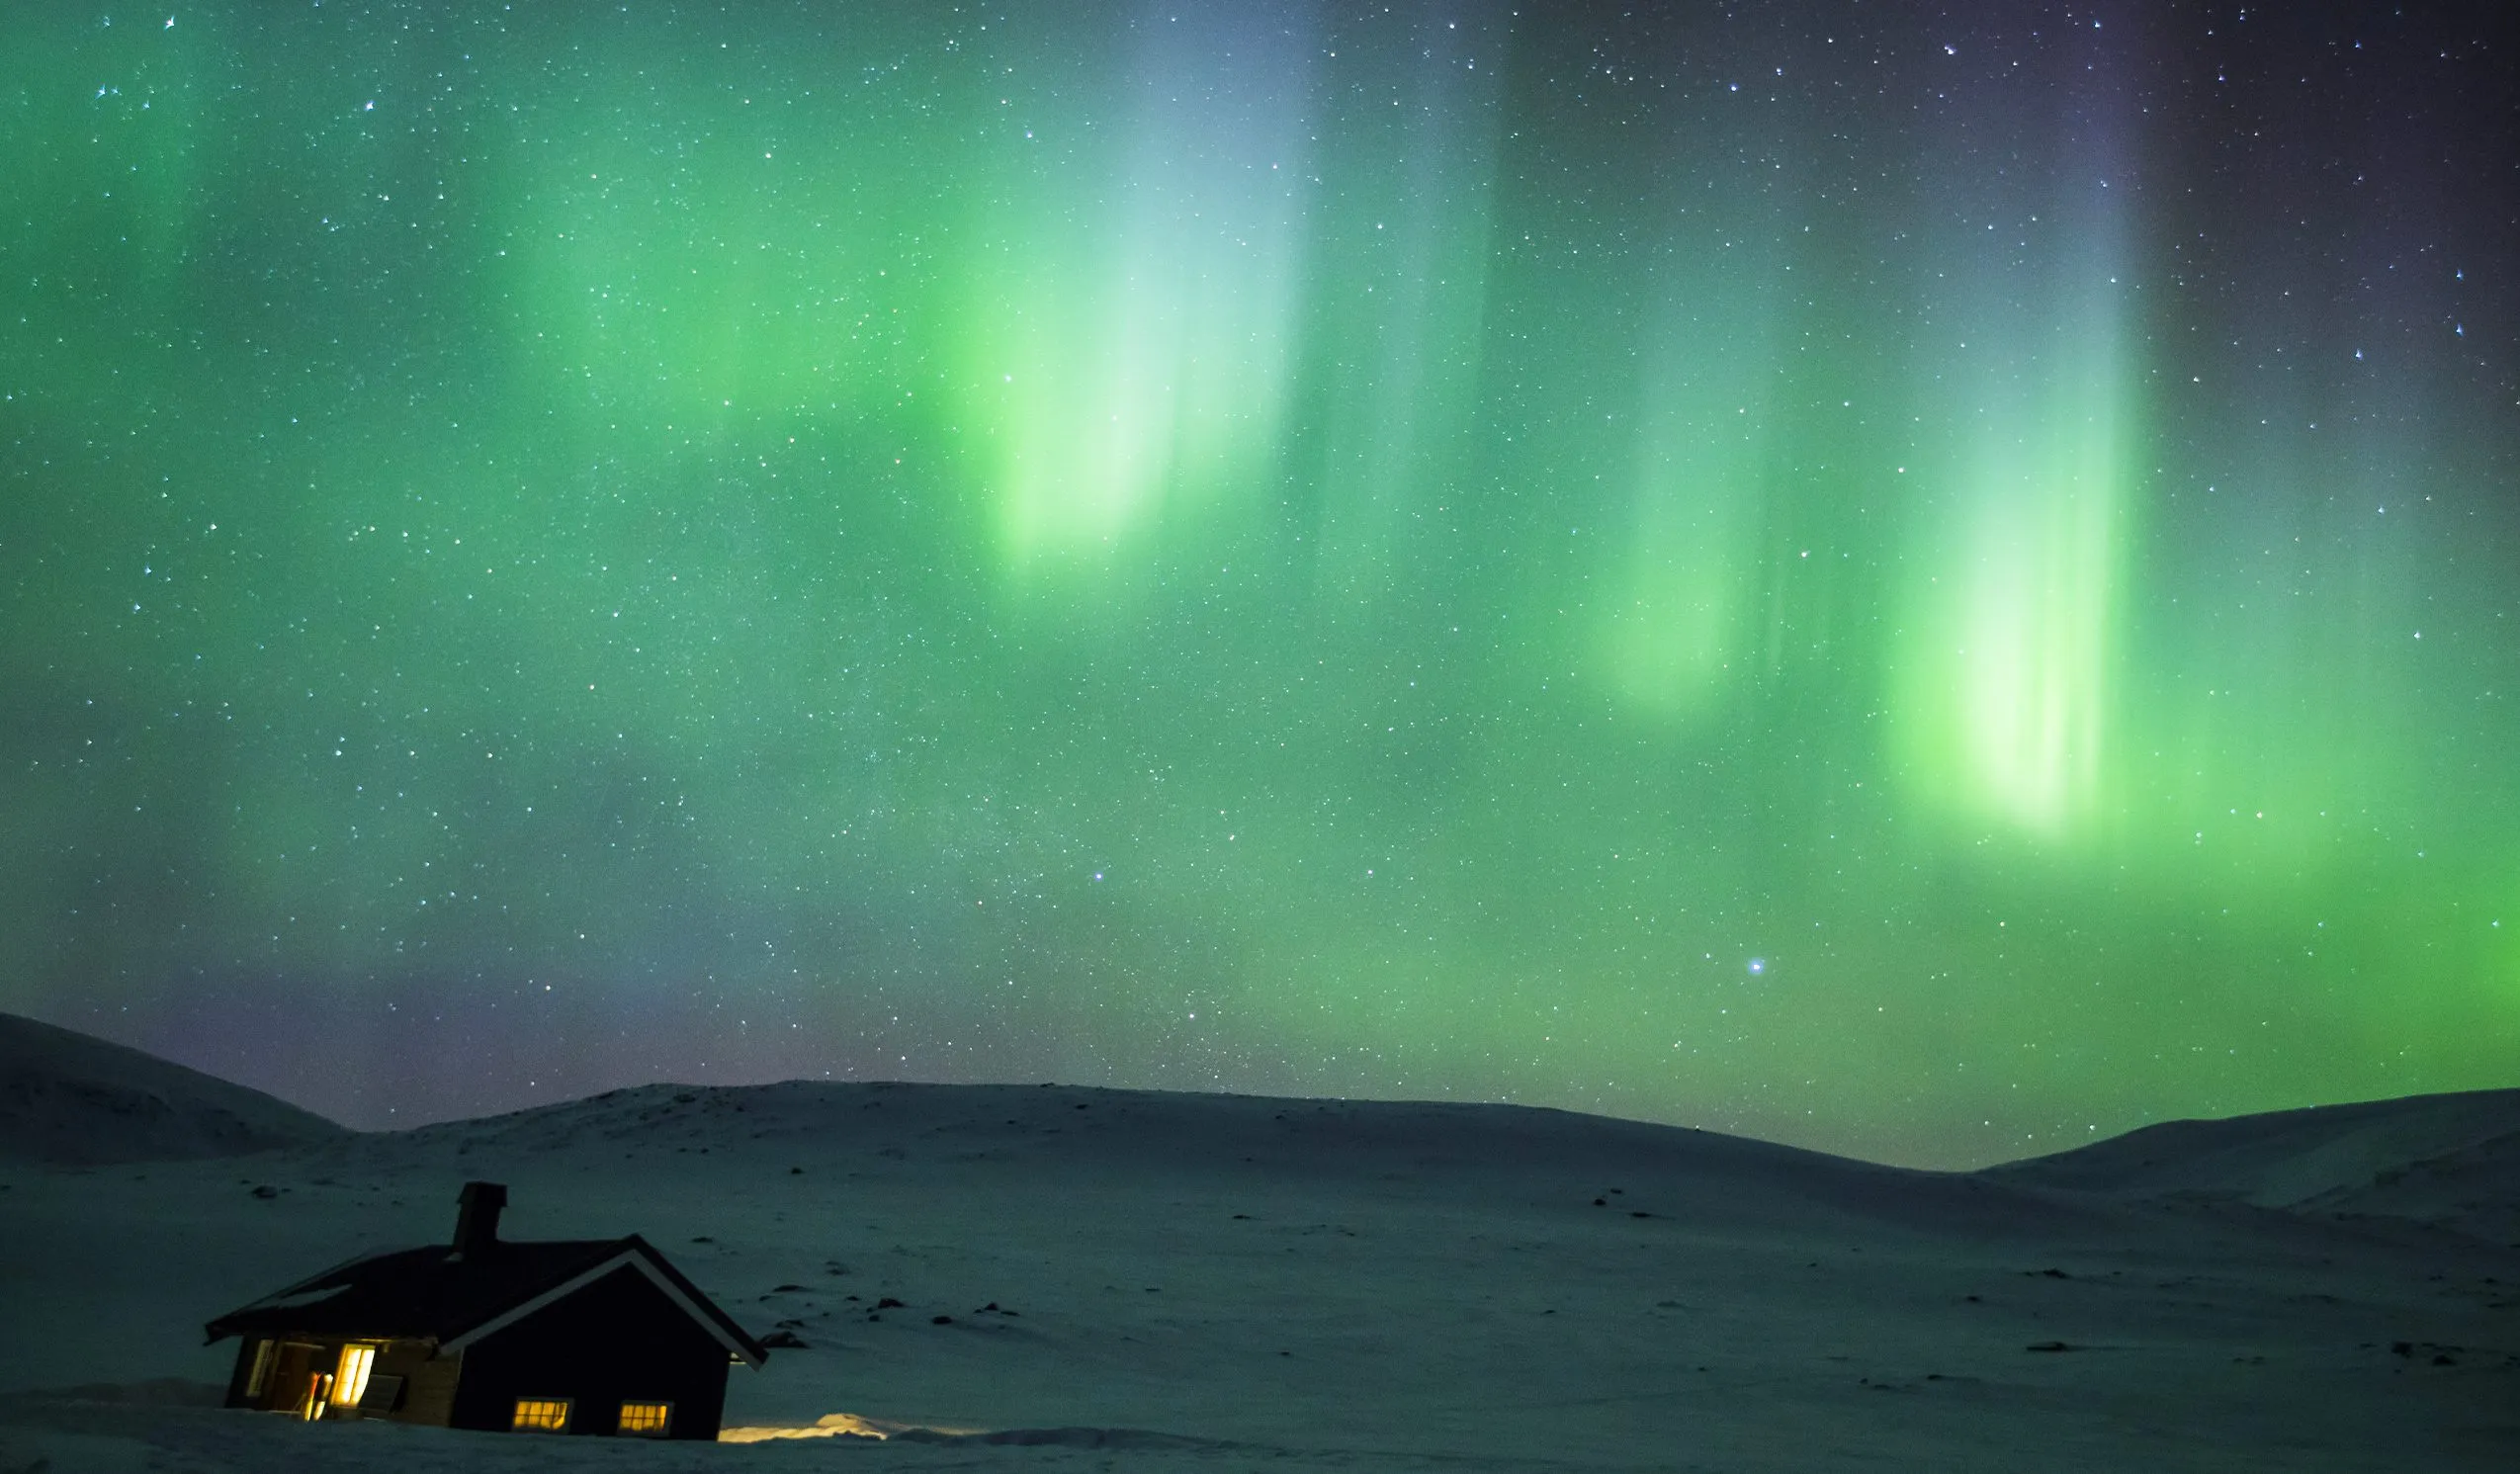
left=968, top=5, right=1317, bottom=578
left=1292, top=5, right=1502, bottom=611
left=1911, top=286, right=2131, bottom=836
left=1586, top=46, right=1820, bottom=726
left=1896, top=94, right=2138, bottom=839
left=1600, top=237, right=1785, bottom=722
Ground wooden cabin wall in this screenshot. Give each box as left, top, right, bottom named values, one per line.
left=445, top=1266, right=733, bottom=1439
left=379, top=1341, right=459, bottom=1428
left=220, top=1338, right=263, bottom=1410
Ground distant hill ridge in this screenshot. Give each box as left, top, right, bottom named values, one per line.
left=334, top=1074, right=2517, bottom=1245
left=1989, top=1087, right=2520, bottom=1244
left=0, top=1011, right=347, bottom=1166
left=5, top=1011, right=2512, bottom=1243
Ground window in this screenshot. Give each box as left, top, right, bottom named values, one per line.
left=511, top=1398, right=572, bottom=1432
left=243, top=1340, right=275, bottom=1398
left=617, top=1401, right=673, bottom=1437
left=331, top=1344, right=376, bottom=1407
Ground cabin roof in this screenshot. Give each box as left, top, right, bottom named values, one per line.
left=203, top=1233, right=767, bottom=1367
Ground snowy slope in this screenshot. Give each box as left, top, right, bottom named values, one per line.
left=1985, top=1087, right=2520, bottom=1241
left=0, top=1011, right=347, bottom=1166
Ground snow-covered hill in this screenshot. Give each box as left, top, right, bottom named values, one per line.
left=1986, top=1087, right=2520, bottom=1242
left=0, top=1011, right=346, bottom=1166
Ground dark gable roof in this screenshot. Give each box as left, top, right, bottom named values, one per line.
left=204, top=1235, right=766, bottom=1367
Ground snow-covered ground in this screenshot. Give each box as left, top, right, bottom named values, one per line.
left=1, top=1025, right=2513, bottom=1471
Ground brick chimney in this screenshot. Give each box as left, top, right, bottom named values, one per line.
left=453, top=1180, right=507, bottom=1258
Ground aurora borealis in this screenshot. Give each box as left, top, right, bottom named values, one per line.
left=5, top=2, right=2515, bottom=1167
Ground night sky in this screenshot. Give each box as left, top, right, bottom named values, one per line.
left=6, top=2, right=2516, bottom=1167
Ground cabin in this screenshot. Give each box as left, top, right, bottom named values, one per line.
left=204, top=1181, right=766, bottom=1440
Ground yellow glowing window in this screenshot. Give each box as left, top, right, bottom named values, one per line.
left=331, top=1344, right=376, bottom=1406
left=512, top=1398, right=572, bottom=1432
left=617, top=1401, right=673, bottom=1437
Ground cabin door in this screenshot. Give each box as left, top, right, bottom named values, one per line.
left=266, top=1343, right=318, bottom=1413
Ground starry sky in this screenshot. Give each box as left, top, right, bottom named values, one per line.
left=5, top=2, right=2516, bottom=1168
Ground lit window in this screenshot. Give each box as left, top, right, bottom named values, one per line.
left=617, top=1401, right=673, bottom=1437
left=331, top=1344, right=376, bottom=1406
left=512, top=1398, right=571, bottom=1432
left=243, top=1341, right=275, bottom=1397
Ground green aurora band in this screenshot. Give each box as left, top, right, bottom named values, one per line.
left=4, top=2, right=2515, bottom=1166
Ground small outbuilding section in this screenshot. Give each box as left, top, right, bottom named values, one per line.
left=205, top=1181, right=766, bottom=1440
